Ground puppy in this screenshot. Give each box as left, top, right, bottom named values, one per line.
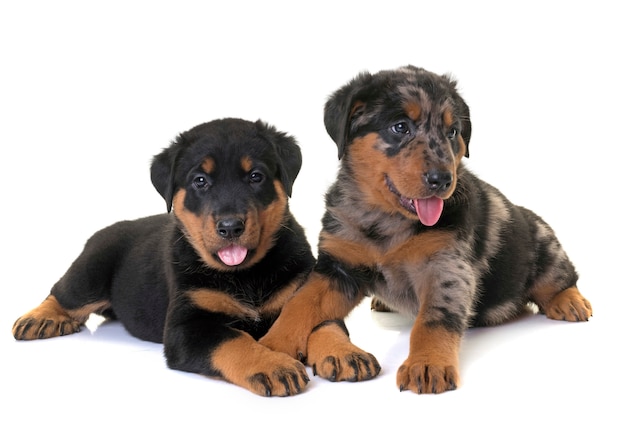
left=13, top=118, right=315, bottom=397
left=260, top=65, right=593, bottom=394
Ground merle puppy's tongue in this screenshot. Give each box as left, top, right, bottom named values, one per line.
left=217, top=245, right=248, bottom=266
left=414, top=197, right=444, bottom=226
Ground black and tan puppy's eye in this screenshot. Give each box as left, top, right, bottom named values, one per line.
left=447, top=128, right=458, bottom=140
left=193, top=175, right=211, bottom=190
left=249, top=171, right=265, bottom=184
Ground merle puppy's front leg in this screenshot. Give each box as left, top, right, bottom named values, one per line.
left=396, top=256, right=476, bottom=394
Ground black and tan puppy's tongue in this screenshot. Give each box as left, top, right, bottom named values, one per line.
left=217, top=245, right=248, bottom=266
left=414, top=197, right=444, bottom=226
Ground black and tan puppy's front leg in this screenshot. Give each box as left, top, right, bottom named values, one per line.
left=210, top=333, right=310, bottom=397
left=165, top=315, right=309, bottom=397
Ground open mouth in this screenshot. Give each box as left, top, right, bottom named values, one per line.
left=385, top=175, right=444, bottom=226
left=216, top=244, right=248, bottom=266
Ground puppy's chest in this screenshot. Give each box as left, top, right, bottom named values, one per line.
left=342, top=214, right=473, bottom=314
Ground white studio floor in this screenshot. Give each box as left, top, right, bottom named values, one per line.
left=2, top=1, right=625, bottom=425
left=4, top=293, right=619, bottom=425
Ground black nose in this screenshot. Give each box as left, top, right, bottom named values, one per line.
left=216, top=218, right=245, bottom=239
left=424, top=170, right=452, bottom=193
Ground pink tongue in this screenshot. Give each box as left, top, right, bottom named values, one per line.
left=217, top=245, right=248, bottom=266
left=414, top=197, right=444, bottom=226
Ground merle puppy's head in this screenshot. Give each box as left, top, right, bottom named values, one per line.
left=151, top=118, right=302, bottom=270
left=324, top=65, right=472, bottom=226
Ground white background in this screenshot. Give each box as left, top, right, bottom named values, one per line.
left=1, top=1, right=624, bottom=424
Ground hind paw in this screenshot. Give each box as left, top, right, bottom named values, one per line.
left=12, top=296, right=82, bottom=340
left=544, top=287, right=593, bottom=322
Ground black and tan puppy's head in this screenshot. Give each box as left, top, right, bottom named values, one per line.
left=151, top=118, right=302, bottom=270
left=324, top=65, right=472, bottom=226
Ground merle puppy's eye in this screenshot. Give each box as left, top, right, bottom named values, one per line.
left=391, top=121, right=410, bottom=134
left=249, top=171, right=265, bottom=184
left=192, top=175, right=210, bottom=190
left=447, top=128, right=458, bottom=140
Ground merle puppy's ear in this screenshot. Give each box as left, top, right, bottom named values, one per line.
left=456, top=94, right=472, bottom=158
left=324, top=72, right=372, bottom=159
left=256, top=120, right=302, bottom=197
left=443, top=74, right=472, bottom=158
left=150, top=138, right=182, bottom=212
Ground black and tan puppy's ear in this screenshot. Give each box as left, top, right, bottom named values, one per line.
left=324, top=72, right=373, bottom=159
left=150, top=138, right=183, bottom=212
left=256, top=120, right=302, bottom=197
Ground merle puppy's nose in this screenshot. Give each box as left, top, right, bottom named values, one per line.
left=216, top=218, right=245, bottom=239
left=424, top=170, right=452, bottom=193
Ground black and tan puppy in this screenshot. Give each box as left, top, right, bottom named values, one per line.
left=13, top=118, right=315, bottom=397
left=261, top=65, right=593, bottom=394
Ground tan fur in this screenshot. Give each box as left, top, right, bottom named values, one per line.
left=397, top=318, right=461, bottom=394
left=187, top=289, right=260, bottom=321
left=244, top=181, right=288, bottom=267
left=260, top=272, right=361, bottom=359
left=12, top=295, right=110, bottom=340
left=172, top=180, right=288, bottom=271
left=307, top=321, right=379, bottom=382
left=211, top=333, right=309, bottom=397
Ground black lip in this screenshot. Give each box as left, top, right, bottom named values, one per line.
left=385, top=175, right=417, bottom=214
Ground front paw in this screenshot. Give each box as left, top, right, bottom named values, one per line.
left=306, top=320, right=381, bottom=382
left=396, top=358, right=459, bottom=394
left=259, top=328, right=307, bottom=362
left=246, top=352, right=310, bottom=397
left=209, top=336, right=310, bottom=397
left=310, top=349, right=381, bottom=382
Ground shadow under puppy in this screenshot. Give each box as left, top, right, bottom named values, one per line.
left=13, top=118, right=315, bottom=397
left=260, top=65, right=593, bottom=394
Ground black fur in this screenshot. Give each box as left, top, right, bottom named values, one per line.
left=13, top=118, right=315, bottom=396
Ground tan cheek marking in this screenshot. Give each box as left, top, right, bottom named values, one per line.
left=389, top=145, right=431, bottom=197
left=245, top=180, right=287, bottom=266
left=187, top=288, right=259, bottom=320
left=349, top=134, right=403, bottom=213
left=404, top=101, right=422, bottom=121
left=202, top=157, right=215, bottom=173
left=351, top=134, right=430, bottom=203
left=172, top=189, right=224, bottom=270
